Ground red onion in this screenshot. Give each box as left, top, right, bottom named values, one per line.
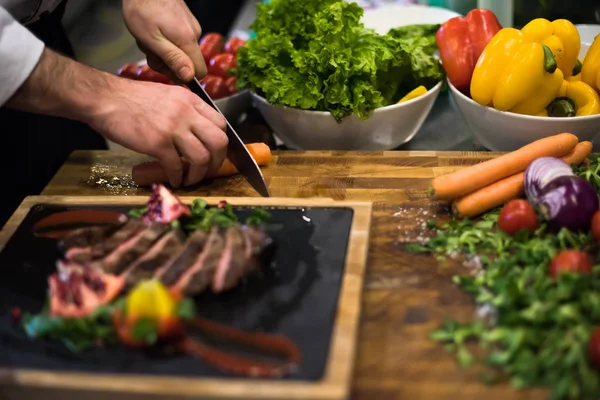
left=524, top=157, right=574, bottom=204
left=536, top=175, right=599, bottom=232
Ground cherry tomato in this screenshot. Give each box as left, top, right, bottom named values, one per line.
left=224, top=76, right=238, bottom=95
left=224, top=37, right=246, bottom=56
left=549, top=249, right=592, bottom=278
left=208, top=53, right=237, bottom=79
left=118, top=63, right=140, bottom=79
left=200, top=75, right=229, bottom=99
left=592, top=210, right=600, bottom=243
left=137, top=65, right=173, bottom=85
left=200, top=41, right=223, bottom=64
left=200, top=33, right=224, bottom=47
left=589, top=326, right=600, bottom=369
left=497, top=199, right=539, bottom=236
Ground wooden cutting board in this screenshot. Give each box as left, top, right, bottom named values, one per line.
left=0, top=195, right=372, bottom=400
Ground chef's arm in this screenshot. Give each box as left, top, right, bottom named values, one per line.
left=0, top=6, right=117, bottom=124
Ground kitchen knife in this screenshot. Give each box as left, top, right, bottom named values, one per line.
left=184, top=77, right=270, bottom=197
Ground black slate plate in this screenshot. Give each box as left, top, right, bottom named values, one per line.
left=0, top=203, right=354, bottom=381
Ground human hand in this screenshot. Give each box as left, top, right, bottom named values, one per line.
left=91, top=79, right=228, bottom=187
left=122, top=0, right=206, bottom=82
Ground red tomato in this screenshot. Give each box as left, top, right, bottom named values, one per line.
left=200, top=75, right=229, bottom=99
left=592, top=210, right=600, bottom=243
left=200, top=41, right=223, bottom=64
left=589, top=326, right=600, bottom=369
left=208, top=53, right=237, bottom=78
left=200, top=33, right=224, bottom=47
left=224, top=37, right=247, bottom=56
left=549, top=249, right=592, bottom=278
left=224, top=76, right=238, bottom=95
left=137, top=65, right=173, bottom=85
left=497, top=199, right=539, bottom=236
left=118, top=63, right=140, bottom=79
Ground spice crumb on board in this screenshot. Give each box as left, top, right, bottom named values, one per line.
left=82, top=164, right=140, bottom=195
left=394, top=206, right=438, bottom=243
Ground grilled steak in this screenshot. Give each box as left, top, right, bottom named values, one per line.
left=123, top=229, right=185, bottom=289
left=67, top=219, right=146, bottom=263
left=90, top=222, right=169, bottom=275
left=156, top=230, right=209, bottom=286
left=59, top=223, right=123, bottom=252
left=174, top=226, right=225, bottom=296
left=212, top=226, right=247, bottom=293
left=241, top=225, right=275, bottom=273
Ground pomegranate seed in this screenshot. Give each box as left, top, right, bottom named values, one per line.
left=218, top=200, right=228, bottom=208
left=10, top=307, right=21, bottom=322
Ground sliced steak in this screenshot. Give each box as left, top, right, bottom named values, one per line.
left=59, top=224, right=123, bottom=252
left=90, top=222, right=169, bottom=275
left=67, top=219, right=146, bottom=263
left=156, top=230, right=209, bottom=286
left=175, top=226, right=225, bottom=296
left=241, top=225, right=276, bottom=272
left=123, top=229, right=185, bottom=289
left=212, top=226, right=247, bottom=293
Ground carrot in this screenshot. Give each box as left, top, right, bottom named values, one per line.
left=452, top=141, right=593, bottom=218
left=132, top=143, right=273, bottom=187
left=430, top=133, right=579, bottom=201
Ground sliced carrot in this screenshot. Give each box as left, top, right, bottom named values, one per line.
left=132, top=143, right=273, bottom=187
left=452, top=141, right=593, bottom=218
left=430, top=133, right=579, bottom=201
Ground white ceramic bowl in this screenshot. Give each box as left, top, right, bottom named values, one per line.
left=252, top=81, right=443, bottom=150
left=449, top=81, right=600, bottom=152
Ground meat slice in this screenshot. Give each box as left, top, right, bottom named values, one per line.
left=67, top=219, right=146, bottom=263
left=123, top=229, right=185, bottom=289
left=212, top=226, right=248, bottom=293
left=59, top=223, right=123, bottom=252
left=156, top=230, right=209, bottom=287
left=174, top=226, right=225, bottom=296
left=90, top=222, right=169, bottom=275
left=241, top=225, right=273, bottom=273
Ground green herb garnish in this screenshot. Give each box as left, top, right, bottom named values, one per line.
left=421, top=159, right=600, bottom=399
left=131, top=318, right=158, bottom=346
left=128, top=207, right=147, bottom=218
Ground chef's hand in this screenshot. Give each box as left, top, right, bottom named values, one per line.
left=122, top=0, right=206, bottom=82
left=91, top=79, right=228, bottom=187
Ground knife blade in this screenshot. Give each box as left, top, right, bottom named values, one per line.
left=184, top=77, right=270, bottom=197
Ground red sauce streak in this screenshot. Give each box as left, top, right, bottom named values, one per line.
left=178, top=317, right=302, bottom=378
left=33, top=210, right=127, bottom=238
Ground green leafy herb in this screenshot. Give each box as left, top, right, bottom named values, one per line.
left=131, top=318, right=158, bottom=346
left=176, top=298, right=197, bottom=321
left=128, top=207, right=148, bottom=218
left=421, top=161, right=600, bottom=399
left=246, top=209, right=272, bottom=226
left=23, top=303, right=119, bottom=352
left=387, top=23, right=440, bottom=56
left=235, top=0, right=443, bottom=122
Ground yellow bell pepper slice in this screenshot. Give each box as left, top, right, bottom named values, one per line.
left=544, top=80, right=600, bottom=117
left=126, top=280, right=177, bottom=320
left=520, top=18, right=581, bottom=78
left=581, top=33, right=600, bottom=92
left=397, top=86, right=427, bottom=104
left=471, top=27, right=562, bottom=115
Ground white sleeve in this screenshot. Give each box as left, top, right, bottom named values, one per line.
left=0, top=6, right=45, bottom=106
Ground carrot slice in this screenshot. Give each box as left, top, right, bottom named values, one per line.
left=430, top=133, right=579, bottom=201
left=132, top=143, right=273, bottom=187
left=452, top=141, right=593, bottom=218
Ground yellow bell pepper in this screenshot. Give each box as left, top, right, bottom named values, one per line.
left=397, top=86, right=427, bottom=104
left=520, top=18, right=581, bottom=78
left=471, top=28, right=563, bottom=115
left=581, top=34, right=600, bottom=92
left=543, top=80, right=600, bottom=117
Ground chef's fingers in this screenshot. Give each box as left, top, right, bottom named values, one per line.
left=191, top=118, right=229, bottom=176
left=191, top=98, right=227, bottom=132
left=156, top=145, right=184, bottom=188
left=139, top=34, right=198, bottom=82
left=137, top=42, right=178, bottom=82
left=174, top=132, right=211, bottom=186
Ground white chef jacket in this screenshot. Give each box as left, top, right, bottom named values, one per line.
left=0, top=0, right=63, bottom=106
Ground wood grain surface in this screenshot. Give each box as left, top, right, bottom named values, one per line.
left=37, top=149, right=551, bottom=400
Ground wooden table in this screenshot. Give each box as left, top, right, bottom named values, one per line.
left=40, top=149, right=548, bottom=400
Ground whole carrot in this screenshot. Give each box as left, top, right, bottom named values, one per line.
left=132, top=143, right=273, bottom=187
left=430, top=133, right=579, bottom=201
left=452, top=141, right=593, bottom=218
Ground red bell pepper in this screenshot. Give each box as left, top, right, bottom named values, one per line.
left=435, top=9, right=502, bottom=95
